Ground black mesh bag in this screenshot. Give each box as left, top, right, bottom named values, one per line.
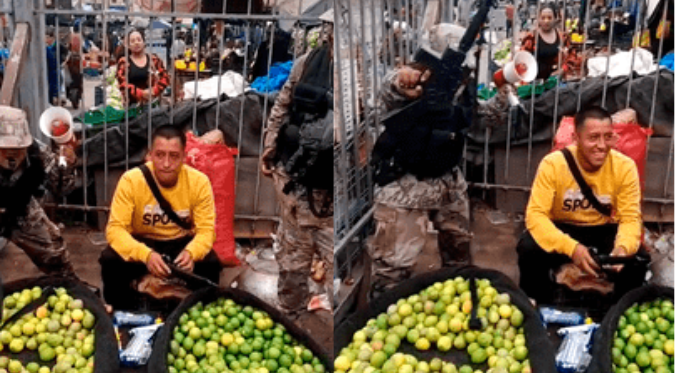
left=0, top=276, right=120, bottom=373
left=148, top=286, right=333, bottom=373
left=335, top=265, right=557, bottom=372
left=588, top=285, right=674, bottom=373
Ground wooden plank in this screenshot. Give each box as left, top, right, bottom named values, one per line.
left=0, top=23, right=29, bottom=106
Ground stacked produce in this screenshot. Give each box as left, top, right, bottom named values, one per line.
left=336, top=277, right=533, bottom=373
left=0, top=287, right=97, bottom=373
left=611, top=299, right=674, bottom=373
left=166, top=298, right=326, bottom=373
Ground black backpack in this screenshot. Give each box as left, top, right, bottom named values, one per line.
left=277, top=44, right=334, bottom=205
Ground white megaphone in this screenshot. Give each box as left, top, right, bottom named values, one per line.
left=39, top=107, right=74, bottom=168
left=493, top=51, right=538, bottom=88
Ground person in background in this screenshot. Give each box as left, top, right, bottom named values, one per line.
left=517, top=107, right=648, bottom=305
left=46, top=27, right=68, bottom=106
left=520, top=2, right=571, bottom=80
left=116, top=28, right=170, bottom=106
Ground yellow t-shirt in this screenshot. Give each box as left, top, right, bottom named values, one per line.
left=106, top=162, right=216, bottom=263
left=525, top=145, right=642, bottom=257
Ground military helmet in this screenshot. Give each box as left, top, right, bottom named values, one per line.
left=0, top=106, right=32, bottom=148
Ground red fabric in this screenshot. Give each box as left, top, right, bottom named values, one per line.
left=552, top=116, right=652, bottom=190
left=185, top=133, right=240, bottom=266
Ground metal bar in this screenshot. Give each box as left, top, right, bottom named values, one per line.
left=170, top=7, right=176, bottom=124
left=213, top=0, right=228, bottom=131
left=347, top=0, right=364, bottom=210
left=576, top=0, right=591, bottom=111
left=191, top=24, right=199, bottom=132
left=644, top=2, right=668, bottom=162
left=335, top=0, right=352, bottom=242
left=38, top=0, right=49, bottom=109
left=0, top=23, right=29, bottom=105
left=551, top=0, right=566, bottom=140
left=102, top=0, right=110, bottom=200
left=253, top=9, right=279, bottom=224
left=526, top=0, right=542, bottom=181
left=124, top=0, right=130, bottom=169
left=234, top=21, right=252, bottom=187
left=625, top=0, right=643, bottom=108
left=600, top=8, right=616, bottom=108
left=56, top=21, right=61, bottom=107
left=335, top=206, right=374, bottom=258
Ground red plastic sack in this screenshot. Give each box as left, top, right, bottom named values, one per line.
left=185, top=132, right=240, bottom=265
left=552, top=116, right=652, bottom=190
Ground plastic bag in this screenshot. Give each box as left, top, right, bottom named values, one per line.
left=185, top=132, right=240, bottom=265
left=552, top=116, right=652, bottom=190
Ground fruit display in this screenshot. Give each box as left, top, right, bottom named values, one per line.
left=610, top=298, right=674, bottom=372
left=336, top=276, right=540, bottom=373
left=163, top=297, right=328, bottom=373
left=0, top=287, right=96, bottom=373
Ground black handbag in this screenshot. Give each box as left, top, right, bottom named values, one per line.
left=560, top=148, right=613, bottom=217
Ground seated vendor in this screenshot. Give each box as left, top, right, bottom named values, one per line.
left=516, top=107, right=648, bottom=305
left=100, top=125, right=221, bottom=310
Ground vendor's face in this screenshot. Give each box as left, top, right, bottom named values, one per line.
left=575, top=118, right=614, bottom=172
left=149, top=137, right=185, bottom=188
left=0, top=147, right=27, bottom=171
left=538, top=8, right=556, bottom=32
left=128, top=31, right=145, bottom=54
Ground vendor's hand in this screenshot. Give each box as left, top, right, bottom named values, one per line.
left=394, top=66, right=431, bottom=100
left=609, top=246, right=628, bottom=272
left=147, top=252, right=171, bottom=278
left=572, top=243, right=600, bottom=278
left=174, top=250, right=194, bottom=272
left=260, top=147, right=276, bottom=176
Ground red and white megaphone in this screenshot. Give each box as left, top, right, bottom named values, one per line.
left=39, top=107, right=74, bottom=168
left=493, top=51, right=538, bottom=88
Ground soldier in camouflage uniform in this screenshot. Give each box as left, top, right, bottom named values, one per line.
left=368, top=65, right=473, bottom=298
left=260, top=9, right=334, bottom=316
left=0, top=106, right=78, bottom=277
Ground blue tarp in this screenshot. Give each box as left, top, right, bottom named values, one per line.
left=250, top=60, right=293, bottom=93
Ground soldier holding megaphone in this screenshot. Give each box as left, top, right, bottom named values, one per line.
left=0, top=105, right=78, bottom=277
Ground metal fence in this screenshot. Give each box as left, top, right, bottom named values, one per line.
left=2, top=0, right=332, bottom=237
left=333, top=0, right=674, bottom=282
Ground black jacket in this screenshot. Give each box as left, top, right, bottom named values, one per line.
left=0, top=143, right=46, bottom=233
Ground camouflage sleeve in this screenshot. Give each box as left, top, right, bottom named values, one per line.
left=377, top=68, right=412, bottom=116
left=262, top=53, right=308, bottom=152
left=40, top=146, right=77, bottom=197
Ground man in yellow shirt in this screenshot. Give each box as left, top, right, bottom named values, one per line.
left=100, top=125, right=220, bottom=310
left=517, top=107, right=647, bottom=304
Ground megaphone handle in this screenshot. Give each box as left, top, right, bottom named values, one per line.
left=58, top=147, right=67, bottom=168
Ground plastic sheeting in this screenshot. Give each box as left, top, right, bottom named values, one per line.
left=587, top=48, right=658, bottom=78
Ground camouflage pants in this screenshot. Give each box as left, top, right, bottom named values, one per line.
left=272, top=167, right=333, bottom=313
left=5, top=197, right=75, bottom=277
left=367, top=168, right=472, bottom=296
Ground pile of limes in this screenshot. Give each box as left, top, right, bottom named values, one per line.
left=611, top=298, right=674, bottom=373
left=0, top=287, right=97, bottom=373
left=336, top=277, right=531, bottom=373
left=167, top=298, right=326, bottom=373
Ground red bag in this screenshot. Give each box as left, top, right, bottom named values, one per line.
left=185, top=132, right=240, bottom=266
left=552, top=116, right=652, bottom=190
